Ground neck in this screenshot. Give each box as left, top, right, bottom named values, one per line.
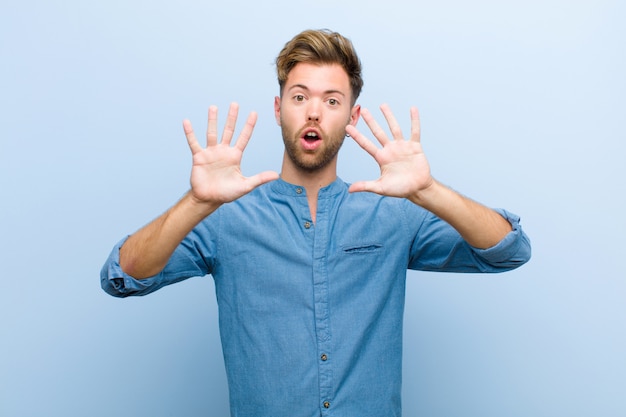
left=280, top=154, right=337, bottom=190
left=280, top=154, right=338, bottom=223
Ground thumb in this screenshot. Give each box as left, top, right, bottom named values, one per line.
left=349, top=181, right=375, bottom=193
left=247, top=171, right=280, bottom=189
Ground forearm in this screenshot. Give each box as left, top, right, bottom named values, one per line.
left=410, top=180, right=512, bottom=249
left=119, top=192, right=220, bottom=279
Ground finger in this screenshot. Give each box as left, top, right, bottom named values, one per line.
left=233, top=111, right=258, bottom=152
left=183, top=119, right=202, bottom=154
left=245, top=170, right=280, bottom=190
left=360, top=108, right=390, bottom=146
left=206, top=105, right=218, bottom=146
left=346, top=124, right=380, bottom=157
left=348, top=180, right=382, bottom=194
left=221, top=102, right=239, bottom=146
left=380, top=103, right=404, bottom=141
left=410, top=106, right=421, bottom=143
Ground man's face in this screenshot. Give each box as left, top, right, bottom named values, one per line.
left=274, top=63, right=360, bottom=173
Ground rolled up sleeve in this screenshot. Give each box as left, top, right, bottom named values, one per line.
left=471, top=209, right=531, bottom=269
left=100, top=235, right=210, bottom=298
left=408, top=206, right=531, bottom=273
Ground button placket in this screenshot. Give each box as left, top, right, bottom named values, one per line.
left=312, top=194, right=333, bottom=414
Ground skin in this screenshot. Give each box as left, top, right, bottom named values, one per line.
left=119, top=62, right=511, bottom=279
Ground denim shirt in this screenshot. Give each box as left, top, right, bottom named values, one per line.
left=102, top=178, right=530, bottom=417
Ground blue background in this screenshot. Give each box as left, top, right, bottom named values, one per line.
left=1, top=0, right=624, bottom=416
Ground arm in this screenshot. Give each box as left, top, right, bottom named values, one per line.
left=408, top=179, right=511, bottom=249
left=346, top=104, right=511, bottom=249
left=120, top=103, right=279, bottom=279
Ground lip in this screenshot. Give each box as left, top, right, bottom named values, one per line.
left=299, top=126, right=323, bottom=151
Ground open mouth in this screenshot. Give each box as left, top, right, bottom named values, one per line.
left=299, top=127, right=323, bottom=151
left=303, top=131, right=320, bottom=142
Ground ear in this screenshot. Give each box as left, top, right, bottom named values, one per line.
left=348, top=104, right=361, bottom=127
left=274, top=96, right=282, bottom=126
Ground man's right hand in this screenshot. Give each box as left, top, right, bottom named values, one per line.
left=184, top=103, right=279, bottom=206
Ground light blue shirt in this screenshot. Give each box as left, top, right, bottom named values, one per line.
left=102, top=178, right=531, bottom=417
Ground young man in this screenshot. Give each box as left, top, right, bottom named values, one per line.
left=102, top=29, right=531, bottom=417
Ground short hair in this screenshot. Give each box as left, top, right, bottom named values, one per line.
left=275, top=29, right=363, bottom=103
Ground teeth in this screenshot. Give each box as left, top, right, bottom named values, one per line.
left=305, top=132, right=318, bottom=138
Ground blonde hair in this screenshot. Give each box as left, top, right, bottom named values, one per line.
left=275, top=29, right=363, bottom=103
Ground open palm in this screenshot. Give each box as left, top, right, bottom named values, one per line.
left=346, top=104, right=433, bottom=198
left=184, top=103, right=279, bottom=205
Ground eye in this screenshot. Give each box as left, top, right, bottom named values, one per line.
left=294, top=94, right=305, bottom=102
left=328, top=98, right=339, bottom=106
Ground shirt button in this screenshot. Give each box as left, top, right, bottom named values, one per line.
left=320, top=354, right=328, bottom=361
left=295, top=187, right=303, bottom=194
left=323, top=401, right=330, bottom=409
left=304, top=221, right=311, bottom=229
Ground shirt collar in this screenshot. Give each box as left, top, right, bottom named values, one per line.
left=270, top=177, right=346, bottom=197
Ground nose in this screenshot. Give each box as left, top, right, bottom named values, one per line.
left=307, top=100, right=321, bottom=122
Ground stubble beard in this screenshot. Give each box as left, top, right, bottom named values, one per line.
left=281, top=120, right=346, bottom=173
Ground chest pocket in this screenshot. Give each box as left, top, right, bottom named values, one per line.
left=341, top=243, right=383, bottom=254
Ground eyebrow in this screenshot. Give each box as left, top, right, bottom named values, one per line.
left=287, top=84, right=346, bottom=97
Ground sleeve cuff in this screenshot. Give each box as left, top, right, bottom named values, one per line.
left=471, top=209, right=531, bottom=268
left=100, top=236, right=166, bottom=297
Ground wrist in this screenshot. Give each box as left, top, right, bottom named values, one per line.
left=183, top=191, right=222, bottom=219
left=408, top=178, right=441, bottom=208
